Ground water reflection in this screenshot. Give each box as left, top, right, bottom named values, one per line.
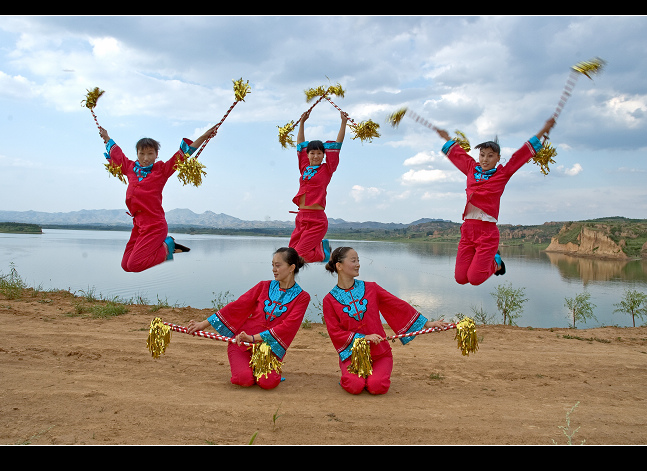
left=544, top=251, right=647, bottom=285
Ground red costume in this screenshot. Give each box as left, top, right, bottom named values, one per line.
left=323, top=280, right=429, bottom=395
left=104, top=138, right=195, bottom=272
left=207, top=280, right=310, bottom=389
left=443, top=136, right=543, bottom=285
left=288, top=140, right=341, bottom=262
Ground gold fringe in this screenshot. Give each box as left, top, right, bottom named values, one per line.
left=104, top=161, right=126, bottom=184
left=387, top=107, right=408, bottom=127
left=81, top=87, right=105, bottom=109
left=454, top=130, right=471, bottom=152
left=455, top=317, right=479, bottom=356
left=347, top=337, right=373, bottom=378
left=232, top=78, right=251, bottom=102
left=571, top=57, right=606, bottom=80
left=351, top=119, right=381, bottom=143
left=277, top=120, right=297, bottom=148
left=305, top=83, right=345, bottom=102
left=249, top=342, right=283, bottom=379
left=533, top=141, right=558, bottom=176
left=147, top=317, right=172, bottom=359
left=175, top=153, right=207, bottom=187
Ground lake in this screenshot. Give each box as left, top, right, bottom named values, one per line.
left=2, top=229, right=647, bottom=329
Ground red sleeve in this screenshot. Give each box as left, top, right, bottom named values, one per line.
left=323, top=293, right=357, bottom=357
left=372, top=283, right=421, bottom=336
left=446, top=143, right=476, bottom=176
left=264, top=291, right=310, bottom=356
left=217, top=282, right=264, bottom=333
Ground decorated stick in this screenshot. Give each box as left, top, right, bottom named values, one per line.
left=388, top=107, right=471, bottom=152
left=348, top=317, right=479, bottom=378
left=175, top=78, right=251, bottom=187
left=278, top=83, right=380, bottom=147
left=146, top=317, right=280, bottom=379
left=532, top=57, right=606, bottom=176
left=82, top=87, right=127, bottom=184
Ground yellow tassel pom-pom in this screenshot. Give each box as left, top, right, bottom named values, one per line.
left=387, top=107, right=408, bottom=128
left=233, top=78, right=251, bottom=102
left=347, top=337, right=373, bottom=378
left=147, top=317, right=172, bottom=359
left=351, top=119, right=381, bottom=143
left=278, top=120, right=296, bottom=148
left=572, top=57, right=606, bottom=80
left=533, top=141, right=558, bottom=176
left=454, top=130, right=471, bottom=152
left=175, top=153, right=207, bottom=187
left=104, top=161, right=126, bottom=184
left=81, top=87, right=105, bottom=110
left=455, top=317, right=478, bottom=356
left=305, top=83, right=346, bottom=102
left=249, top=342, right=282, bottom=379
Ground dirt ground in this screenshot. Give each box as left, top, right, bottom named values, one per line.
left=1, top=289, right=646, bottom=446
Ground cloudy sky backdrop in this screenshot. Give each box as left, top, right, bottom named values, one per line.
left=1, top=15, right=645, bottom=226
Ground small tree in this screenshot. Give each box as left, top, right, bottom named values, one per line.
left=613, top=289, right=647, bottom=327
left=491, top=283, right=527, bottom=326
left=564, top=292, right=597, bottom=328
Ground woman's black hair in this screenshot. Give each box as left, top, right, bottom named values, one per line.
left=474, top=136, right=500, bottom=155
left=325, top=246, right=354, bottom=274
left=306, top=140, right=325, bottom=153
left=136, top=137, right=161, bottom=153
left=274, top=247, right=307, bottom=274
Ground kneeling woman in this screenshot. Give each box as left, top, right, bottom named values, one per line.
left=323, top=247, right=449, bottom=395
left=187, top=247, right=310, bottom=389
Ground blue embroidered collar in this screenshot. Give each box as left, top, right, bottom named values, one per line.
left=302, top=165, right=320, bottom=181
left=134, top=162, right=153, bottom=181
left=263, top=280, right=302, bottom=321
left=474, top=165, right=497, bottom=181
left=330, top=280, right=368, bottom=321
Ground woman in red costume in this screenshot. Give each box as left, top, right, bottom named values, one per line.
left=323, top=246, right=449, bottom=395
left=288, top=109, right=348, bottom=263
left=187, top=247, right=310, bottom=389
left=435, top=117, right=556, bottom=285
left=99, top=125, right=216, bottom=273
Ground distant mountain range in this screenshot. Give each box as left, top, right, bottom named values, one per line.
left=0, top=209, right=450, bottom=231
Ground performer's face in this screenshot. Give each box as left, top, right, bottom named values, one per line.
left=272, top=253, right=295, bottom=284
left=307, top=149, right=324, bottom=166
left=137, top=146, right=158, bottom=167
left=336, top=249, right=360, bottom=278
left=478, top=147, right=500, bottom=171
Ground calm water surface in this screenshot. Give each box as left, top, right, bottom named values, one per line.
left=2, top=229, right=646, bottom=329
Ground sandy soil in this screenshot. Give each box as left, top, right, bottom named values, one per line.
left=1, top=288, right=646, bottom=446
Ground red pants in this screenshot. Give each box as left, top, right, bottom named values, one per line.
left=227, top=343, right=282, bottom=390
left=121, top=217, right=168, bottom=273
left=289, top=209, right=328, bottom=263
left=339, top=349, right=393, bottom=395
left=455, top=219, right=499, bottom=286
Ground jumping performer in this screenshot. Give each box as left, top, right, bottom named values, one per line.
left=435, top=117, right=556, bottom=286
left=187, top=247, right=310, bottom=390
left=323, top=246, right=449, bottom=395
left=99, top=124, right=217, bottom=272
left=288, top=109, right=348, bottom=263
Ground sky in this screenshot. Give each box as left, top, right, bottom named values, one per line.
left=1, top=15, right=646, bottom=226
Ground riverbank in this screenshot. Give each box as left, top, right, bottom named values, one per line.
left=1, top=287, right=646, bottom=445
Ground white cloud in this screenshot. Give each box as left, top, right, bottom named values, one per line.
left=401, top=168, right=458, bottom=185
left=350, top=185, right=383, bottom=202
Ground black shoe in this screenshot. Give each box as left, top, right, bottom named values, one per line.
left=494, top=251, right=505, bottom=276
left=173, top=241, right=191, bottom=253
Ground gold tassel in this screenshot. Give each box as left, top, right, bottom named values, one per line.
left=351, top=119, right=381, bottom=143
left=174, top=152, right=207, bottom=187
left=249, top=342, right=283, bottom=379
left=387, top=107, right=408, bottom=128
left=347, top=337, right=373, bottom=378
left=455, top=317, right=478, bottom=356
left=104, top=161, right=126, bottom=184
left=571, top=57, right=606, bottom=80
left=305, top=83, right=345, bottom=102
left=454, top=130, right=471, bottom=152
left=232, top=78, right=251, bottom=102
left=533, top=141, right=558, bottom=175
left=147, top=317, right=172, bottom=359
left=277, top=120, right=297, bottom=149
left=81, top=87, right=105, bottom=109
